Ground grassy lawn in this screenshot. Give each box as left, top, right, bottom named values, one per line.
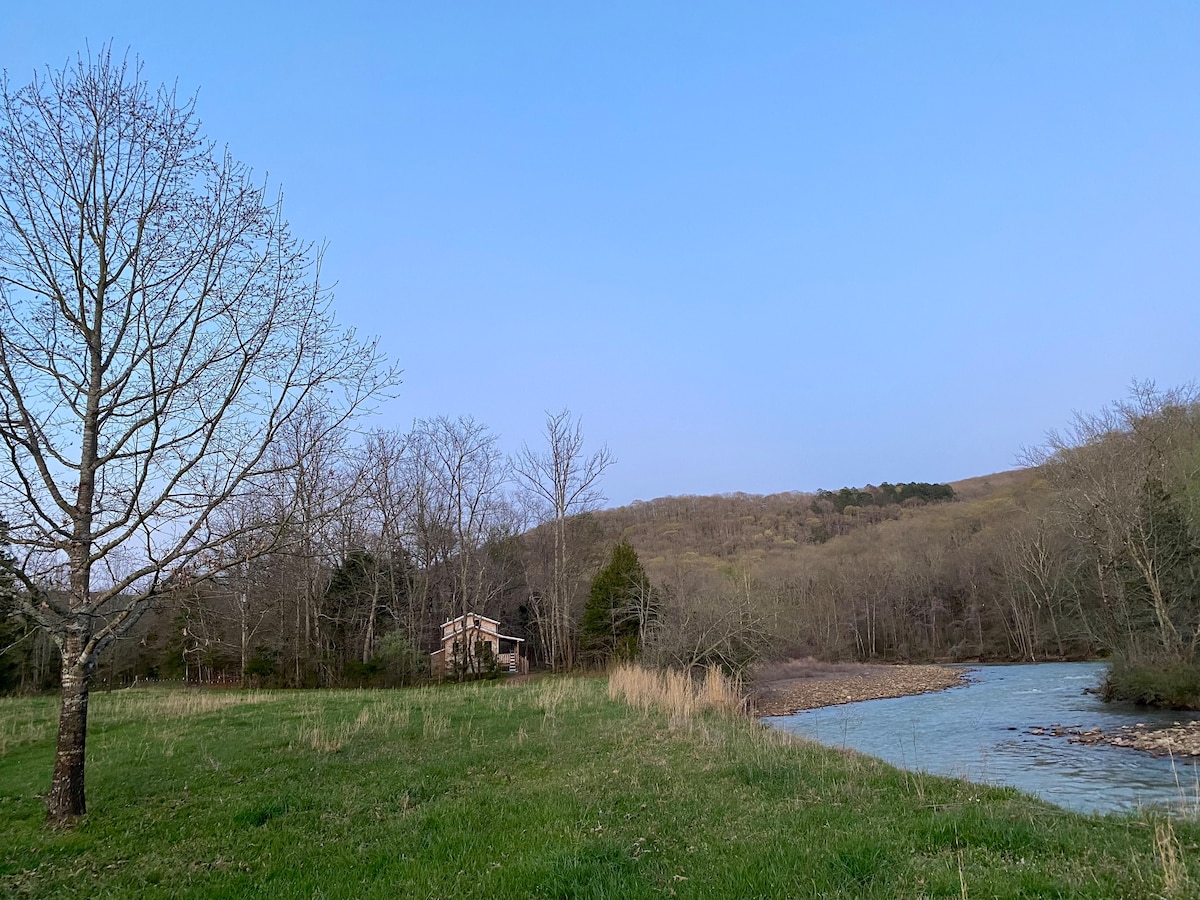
left=1, top=675, right=1197, bottom=898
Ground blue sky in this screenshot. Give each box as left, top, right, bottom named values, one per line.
left=5, top=3, right=1198, bottom=506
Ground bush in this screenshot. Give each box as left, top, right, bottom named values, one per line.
left=1100, top=657, right=1200, bottom=709
left=342, top=657, right=385, bottom=687
left=374, top=631, right=427, bottom=686
left=245, top=645, right=278, bottom=679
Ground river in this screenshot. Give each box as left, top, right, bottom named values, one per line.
left=765, top=662, right=1200, bottom=815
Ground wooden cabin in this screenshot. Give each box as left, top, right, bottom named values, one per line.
left=430, top=613, right=528, bottom=678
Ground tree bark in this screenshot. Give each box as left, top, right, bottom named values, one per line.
left=47, top=635, right=89, bottom=824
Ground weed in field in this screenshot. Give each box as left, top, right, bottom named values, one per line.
left=0, top=701, right=55, bottom=756
left=421, top=710, right=449, bottom=739
left=535, top=677, right=576, bottom=728
left=1154, top=816, right=1189, bottom=897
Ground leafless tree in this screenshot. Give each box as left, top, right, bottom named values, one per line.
left=413, top=416, right=510, bottom=669
left=267, top=403, right=362, bottom=685
left=644, top=568, right=776, bottom=674
left=513, top=409, right=613, bottom=670
left=1031, top=383, right=1200, bottom=660
left=0, top=49, right=399, bottom=823
left=354, top=429, right=415, bottom=663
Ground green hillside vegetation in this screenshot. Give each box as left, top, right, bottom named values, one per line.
left=815, top=481, right=957, bottom=514
left=2, top=678, right=1195, bottom=898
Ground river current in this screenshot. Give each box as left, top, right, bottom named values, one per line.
left=766, top=661, right=1200, bottom=815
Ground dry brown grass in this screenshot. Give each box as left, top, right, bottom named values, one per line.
left=1154, top=817, right=1190, bottom=898
left=607, top=663, right=746, bottom=728
left=98, top=688, right=275, bottom=721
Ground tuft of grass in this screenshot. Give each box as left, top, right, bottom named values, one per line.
left=1155, top=816, right=1190, bottom=898
left=608, top=663, right=746, bottom=727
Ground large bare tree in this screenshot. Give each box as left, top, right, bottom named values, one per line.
left=513, top=409, right=613, bottom=670
left=0, top=49, right=399, bottom=823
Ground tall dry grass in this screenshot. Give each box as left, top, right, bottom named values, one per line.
left=607, top=663, right=747, bottom=728
left=1154, top=816, right=1190, bottom=898
left=96, top=688, right=276, bottom=722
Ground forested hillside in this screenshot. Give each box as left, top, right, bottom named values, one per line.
left=575, top=384, right=1200, bottom=709
left=6, top=469, right=1061, bottom=691
left=580, top=468, right=1085, bottom=666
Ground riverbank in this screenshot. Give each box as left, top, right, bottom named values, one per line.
left=751, top=658, right=968, bottom=716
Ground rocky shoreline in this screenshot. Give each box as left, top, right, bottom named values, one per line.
left=1029, top=720, right=1200, bottom=758
left=751, top=662, right=968, bottom=717
left=752, top=660, right=1200, bottom=761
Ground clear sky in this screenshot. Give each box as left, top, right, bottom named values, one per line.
left=5, top=3, right=1198, bottom=507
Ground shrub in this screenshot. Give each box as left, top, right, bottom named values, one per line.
left=1100, top=657, right=1200, bottom=709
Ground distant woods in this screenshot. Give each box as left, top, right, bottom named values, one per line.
left=0, top=409, right=615, bottom=693
left=814, top=482, right=956, bottom=515
left=1035, top=383, right=1200, bottom=707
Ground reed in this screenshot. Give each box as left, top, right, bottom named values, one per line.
left=607, top=663, right=746, bottom=727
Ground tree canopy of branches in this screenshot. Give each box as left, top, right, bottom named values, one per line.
left=1035, top=382, right=1200, bottom=705
left=0, top=49, right=399, bottom=823
left=513, top=410, right=613, bottom=671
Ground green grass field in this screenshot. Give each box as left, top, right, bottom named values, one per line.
left=1, top=676, right=1197, bottom=898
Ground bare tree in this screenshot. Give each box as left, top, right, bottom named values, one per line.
left=644, top=568, right=775, bottom=674
left=0, top=50, right=399, bottom=823
left=1031, top=383, right=1200, bottom=664
left=412, top=416, right=510, bottom=674
left=513, top=409, right=613, bottom=670
left=356, top=429, right=415, bottom=660
left=267, top=403, right=360, bottom=686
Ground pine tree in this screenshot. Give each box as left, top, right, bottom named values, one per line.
left=581, top=541, right=654, bottom=665
left=0, top=520, right=24, bottom=691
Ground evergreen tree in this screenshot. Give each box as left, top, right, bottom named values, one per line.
left=0, top=519, right=26, bottom=692
left=581, top=541, right=654, bottom=665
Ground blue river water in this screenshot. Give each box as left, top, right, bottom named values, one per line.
left=765, top=662, right=1200, bottom=815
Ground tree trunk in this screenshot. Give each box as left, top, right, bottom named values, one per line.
left=47, top=637, right=89, bottom=824
left=240, top=591, right=249, bottom=687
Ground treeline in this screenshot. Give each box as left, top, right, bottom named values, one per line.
left=814, top=482, right=956, bottom=514
left=0, top=411, right=615, bottom=691
left=5, top=388, right=1199, bottom=708
left=1033, top=384, right=1200, bottom=706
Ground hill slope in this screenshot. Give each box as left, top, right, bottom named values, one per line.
left=572, top=467, right=1079, bottom=665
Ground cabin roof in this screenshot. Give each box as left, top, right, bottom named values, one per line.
left=442, top=613, right=500, bottom=628
left=440, top=612, right=524, bottom=643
